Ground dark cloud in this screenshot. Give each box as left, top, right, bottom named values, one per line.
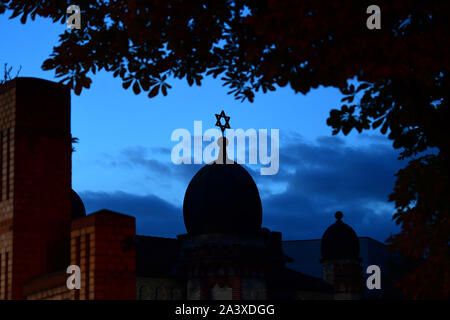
left=89, top=134, right=403, bottom=242
left=252, top=135, right=404, bottom=242
left=150, top=146, right=172, bottom=155
left=117, top=146, right=203, bottom=186
left=80, top=191, right=186, bottom=237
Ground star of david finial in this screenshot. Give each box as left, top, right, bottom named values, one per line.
left=215, top=110, right=231, bottom=134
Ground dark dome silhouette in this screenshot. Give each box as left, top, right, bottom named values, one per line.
left=321, top=211, right=359, bottom=260
left=183, top=138, right=262, bottom=234
left=71, top=189, right=86, bottom=219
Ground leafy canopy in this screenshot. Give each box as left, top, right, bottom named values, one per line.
left=1, top=0, right=449, bottom=298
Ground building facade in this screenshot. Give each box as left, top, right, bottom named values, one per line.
left=0, top=78, right=395, bottom=300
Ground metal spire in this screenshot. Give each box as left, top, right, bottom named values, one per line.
left=215, top=110, right=231, bottom=164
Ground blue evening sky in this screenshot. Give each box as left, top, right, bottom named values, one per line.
left=1, top=12, right=402, bottom=242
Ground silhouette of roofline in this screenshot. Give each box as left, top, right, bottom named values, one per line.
left=133, top=235, right=387, bottom=246
left=283, top=236, right=387, bottom=246
left=0, top=77, right=69, bottom=94
left=135, top=234, right=177, bottom=241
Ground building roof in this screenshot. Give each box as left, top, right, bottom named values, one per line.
left=134, top=235, right=179, bottom=277
left=71, top=189, right=86, bottom=220
left=321, top=211, right=360, bottom=260
left=183, top=161, right=262, bottom=235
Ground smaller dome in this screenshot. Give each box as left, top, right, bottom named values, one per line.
left=71, top=189, right=86, bottom=219
left=321, top=211, right=359, bottom=260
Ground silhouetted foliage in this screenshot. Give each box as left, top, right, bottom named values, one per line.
left=1, top=63, right=21, bottom=84
left=71, top=136, right=79, bottom=152
left=1, top=0, right=448, bottom=299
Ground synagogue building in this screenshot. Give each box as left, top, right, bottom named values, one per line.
left=0, top=78, right=399, bottom=300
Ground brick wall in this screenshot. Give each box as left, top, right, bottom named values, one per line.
left=27, top=285, right=72, bottom=300
left=0, top=82, right=15, bottom=300
left=23, top=270, right=70, bottom=300
left=0, top=78, right=72, bottom=299
left=71, top=209, right=136, bottom=300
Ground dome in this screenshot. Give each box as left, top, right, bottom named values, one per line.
left=183, top=139, right=262, bottom=234
left=321, top=211, right=360, bottom=260
left=71, top=189, right=86, bottom=219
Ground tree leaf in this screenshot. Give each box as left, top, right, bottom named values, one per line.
left=122, top=79, right=132, bottom=89
left=148, top=85, right=159, bottom=98
left=372, top=117, right=384, bottom=129
left=132, top=81, right=141, bottom=94
left=380, top=120, right=389, bottom=134
left=356, top=83, right=371, bottom=92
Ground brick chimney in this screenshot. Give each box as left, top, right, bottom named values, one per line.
left=0, top=78, right=72, bottom=299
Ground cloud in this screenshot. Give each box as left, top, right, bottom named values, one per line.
left=80, top=191, right=186, bottom=236
left=117, top=146, right=203, bottom=185
left=89, top=134, right=404, bottom=242
left=253, top=135, right=404, bottom=242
